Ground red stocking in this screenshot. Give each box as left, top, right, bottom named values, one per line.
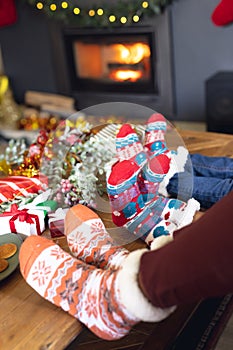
left=211, top=0, right=233, bottom=26
left=0, top=0, right=17, bottom=27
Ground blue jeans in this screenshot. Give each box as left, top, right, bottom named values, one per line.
left=167, top=154, right=233, bottom=208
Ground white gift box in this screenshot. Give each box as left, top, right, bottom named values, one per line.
left=0, top=206, right=45, bottom=237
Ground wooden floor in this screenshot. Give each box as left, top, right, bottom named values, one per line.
left=66, top=299, right=233, bottom=350
left=215, top=314, right=233, bottom=350
left=67, top=322, right=158, bottom=350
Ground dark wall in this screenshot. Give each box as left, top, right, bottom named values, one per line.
left=172, top=0, right=233, bottom=121
left=0, top=1, right=57, bottom=103
left=1, top=0, right=233, bottom=122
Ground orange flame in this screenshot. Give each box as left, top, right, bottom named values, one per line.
left=109, top=42, right=150, bottom=81
left=112, top=43, right=150, bottom=64
left=110, top=69, right=143, bottom=82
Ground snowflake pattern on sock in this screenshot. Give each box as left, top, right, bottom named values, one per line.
left=65, top=204, right=129, bottom=269
left=20, top=236, right=137, bottom=341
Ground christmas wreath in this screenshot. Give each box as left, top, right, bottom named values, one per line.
left=25, top=0, right=176, bottom=27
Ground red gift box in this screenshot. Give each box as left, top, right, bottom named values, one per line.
left=48, top=208, right=68, bottom=238
left=0, top=175, right=48, bottom=204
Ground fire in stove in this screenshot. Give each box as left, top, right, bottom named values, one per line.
left=73, top=39, right=151, bottom=83
left=108, top=43, right=150, bottom=82
left=61, top=13, right=173, bottom=112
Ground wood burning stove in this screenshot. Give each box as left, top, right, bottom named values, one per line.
left=50, top=10, right=175, bottom=118
left=64, top=28, right=157, bottom=94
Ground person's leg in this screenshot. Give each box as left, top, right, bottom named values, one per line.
left=191, top=154, right=233, bottom=179
left=190, top=176, right=233, bottom=209
left=138, top=190, right=233, bottom=308
left=19, top=236, right=174, bottom=340
left=167, top=154, right=233, bottom=208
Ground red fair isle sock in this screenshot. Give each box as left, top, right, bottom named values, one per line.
left=136, top=113, right=172, bottom=203
left=107, top=160, right=145, bottom=226
left=144, top=113, right=168, bottom=158
left=116, top=124, right=147, bottom=167
left=138, top=152, right=172, bottom=204
left=211, top=0, right=233, bottom=26
left=141, top=113, right=189, bottom=200
left=65, top=204, right=129, bottom=269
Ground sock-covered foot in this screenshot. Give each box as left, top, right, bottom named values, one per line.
left=211, top=0, right=233, bottom=26
left=107, top=159, right=145, bottom=226
left=106, top=145, right=198, bottom=245
left=116, top=123, right=147, bottom=167
left=140, top=113, right=189, bottom=200
left=144, top=113, right=168, bottom=157
left=124, top=195, right=200, bottom=245
left=19, top=236, right=174, bottom=340
left=144, top=197, right=200, bottom=245
left=138, top=153, right=172, bottom=204
left=65, top=204, right=129, bottom=269
left=136, top=113, right=171, bottom=203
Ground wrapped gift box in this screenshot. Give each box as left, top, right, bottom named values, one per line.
left=20, top=191, right=58, bottom=216
left=0, top=204, right=45, bottom=236
left=48, top=208, right=69, bottom=238
left=0, top=175, right=48, bottom=204
left=36, top=200, right=58, bottom=215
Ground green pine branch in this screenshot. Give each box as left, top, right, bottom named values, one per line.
left=24, top=0, right=177, bottom=27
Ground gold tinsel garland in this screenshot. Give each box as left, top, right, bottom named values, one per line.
left=25, top=0, right=176, bottom=27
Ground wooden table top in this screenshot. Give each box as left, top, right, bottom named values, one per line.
left=1, top=129, right=233, bottom=350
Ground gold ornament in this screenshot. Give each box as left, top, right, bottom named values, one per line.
left=0, top=75, right=22, bottom=129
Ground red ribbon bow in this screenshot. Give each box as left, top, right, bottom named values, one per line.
left=2, top=204, right=42, bottom=235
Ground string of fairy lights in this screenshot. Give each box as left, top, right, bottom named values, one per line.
left=25, top=1, right=175, bottom=27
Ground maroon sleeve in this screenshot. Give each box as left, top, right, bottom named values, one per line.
left=138, top=191, right=233, bottom=308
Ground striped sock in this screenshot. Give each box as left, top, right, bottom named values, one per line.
left=138, top=153, right=172, bottom=204
left=144, top=113, right=168, bottom=158
left=116, top=123, right=147, bottom=167
left=138, top=113, right=172, bottom=204
left=107, top=159, right=145, bottom=227
left=125, top=196, right=200, bottom=245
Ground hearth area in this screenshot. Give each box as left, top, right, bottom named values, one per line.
left=65, top=30, right=154, bottom=93
left=50, top=10, right=175, bottom=118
